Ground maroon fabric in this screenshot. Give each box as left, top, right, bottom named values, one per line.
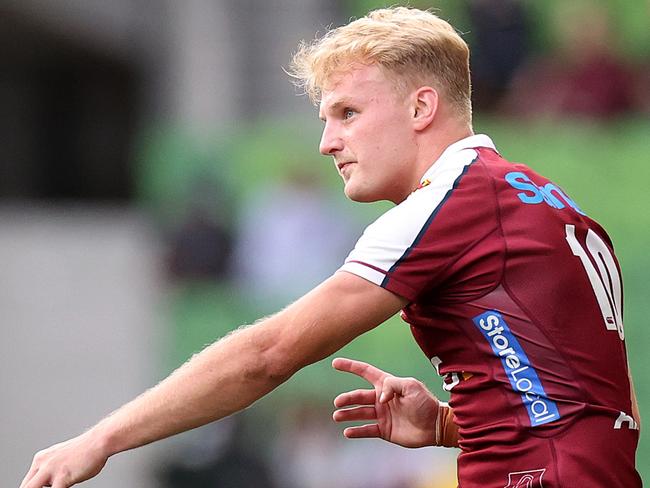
left=382, top=147, right=640, bottom=487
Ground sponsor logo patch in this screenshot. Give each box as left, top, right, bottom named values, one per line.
left=473, top=311, right=560, bottom=426
left=505, top=171, right=585, bottom=215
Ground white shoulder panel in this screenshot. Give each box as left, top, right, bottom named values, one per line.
left=339, top=147, right=479, bottom=286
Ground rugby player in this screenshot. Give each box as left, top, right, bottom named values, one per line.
left=20, top=7, right=641, bottom=487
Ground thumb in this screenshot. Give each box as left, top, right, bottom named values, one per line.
left=378, top=376, right=403, bottom=403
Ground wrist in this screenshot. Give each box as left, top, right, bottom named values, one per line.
left=433, top=401, right=447, bottom=446
left=85, top=420, right=121, bottom=458
left=423, top=400, right=442, bottom=447
left=434, top=402, right=459, bottom=448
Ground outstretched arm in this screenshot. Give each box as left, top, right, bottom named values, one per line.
left=332, top=358, right=459, bottom=448
left=20, top=272, right=407, bottom=488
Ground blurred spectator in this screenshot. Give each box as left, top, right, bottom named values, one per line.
left=167, top=173, right=235, bottom=282
left=234, top=166, right=358, bottom=308
left=502, top=0, right=642, bottom=120
left=466, top=0, right=531, bottom=111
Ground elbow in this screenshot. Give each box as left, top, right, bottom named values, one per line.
left=258, top=351, right=297, bottom=384
left=240, top=349, right=296, bottom=386
left=239, top=330, right=299, bottom=386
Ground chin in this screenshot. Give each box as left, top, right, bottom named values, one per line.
left=343, top=183, right=384, bottom=203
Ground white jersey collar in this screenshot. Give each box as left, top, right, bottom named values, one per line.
left=419, top=134, right=497, bottom=185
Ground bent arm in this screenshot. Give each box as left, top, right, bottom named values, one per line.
left=95, top=272, right=406, bottom=455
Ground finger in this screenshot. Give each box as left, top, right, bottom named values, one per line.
left=343, top=424, right=381, bottom=439
left=20, top=467, right=39, bottom=488
left=333, top=406, right=377, bottom=423
left=20, top=466, right=44, bottom=488
left=332, top=357, right=391, bottom=385
left=23, top=469, right=50, bottom=488
left=379, top=376, right=408, bottom=403
left=334, top=389, right=376, bottom=408
left=21, top=453, right=47, bottom=488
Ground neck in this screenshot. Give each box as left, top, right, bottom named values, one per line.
left=405, top=122, right=474, bottom=198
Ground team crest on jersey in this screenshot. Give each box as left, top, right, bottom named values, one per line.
left=413, top=178, right=431, bottom=192
left=504, top=468, right=546, bottom=488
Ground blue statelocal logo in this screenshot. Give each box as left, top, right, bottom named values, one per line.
left=472, top=311, right=561, bottom=426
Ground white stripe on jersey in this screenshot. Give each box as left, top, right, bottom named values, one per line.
left=339, top=134, right=496, bottom=288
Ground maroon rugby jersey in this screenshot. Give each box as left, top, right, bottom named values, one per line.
left=339, top=135, right=640, bottom=487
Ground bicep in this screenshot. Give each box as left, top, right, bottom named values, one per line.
left=257, top=271, right=408, bottom=374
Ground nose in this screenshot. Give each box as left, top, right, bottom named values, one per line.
left=319, top=122, right=344, bottom=156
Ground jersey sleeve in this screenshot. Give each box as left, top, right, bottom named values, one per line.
left=339, top=148, right=493, bottom=302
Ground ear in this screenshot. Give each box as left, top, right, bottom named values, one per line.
left=411, top=87, right=438, bottom=131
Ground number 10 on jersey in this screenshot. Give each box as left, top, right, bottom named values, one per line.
left=565, top=224, right=624, bottom=340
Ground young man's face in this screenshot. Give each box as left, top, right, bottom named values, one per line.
left=318, top=64, right=419, bottom=203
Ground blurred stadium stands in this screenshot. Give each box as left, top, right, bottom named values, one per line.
left=1, top=0, right=648, bottom=486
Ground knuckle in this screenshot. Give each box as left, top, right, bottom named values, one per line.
left=32, top=450, right=47, bottom=463
left=386, top=377, right=403, bottom=388
left=404, top=376, right=423, bottom=387
left=60, top=465, right=73, bottom=482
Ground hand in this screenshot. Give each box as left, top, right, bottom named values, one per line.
left=332, top=357, right=440, bottom=448
left=20, top=431, right=109, bottom=488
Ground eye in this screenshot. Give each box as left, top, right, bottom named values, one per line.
left=343, top=108, right=356, bottom=120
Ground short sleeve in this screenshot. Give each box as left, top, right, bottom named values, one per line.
left=339, top=148, right=489, bottom=301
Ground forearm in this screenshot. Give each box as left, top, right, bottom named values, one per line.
left=21, top=274, right=404, bottom=488
left=87, top=274, right=401, bottom=457
left=90, top=320, right=293, bottom=457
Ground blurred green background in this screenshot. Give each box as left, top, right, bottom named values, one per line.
left=3, top=0, right=648, bottom=485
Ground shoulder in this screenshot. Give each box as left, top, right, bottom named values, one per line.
left=364, top=147, right=488, bottom=239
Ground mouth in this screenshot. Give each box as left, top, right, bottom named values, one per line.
left=336, top=161, right=355, bottom=174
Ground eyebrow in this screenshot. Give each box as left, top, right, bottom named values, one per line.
left=319, top=98, right=357, bottom=121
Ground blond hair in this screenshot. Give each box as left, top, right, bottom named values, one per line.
left=289, top=7, right=472, bottom=122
